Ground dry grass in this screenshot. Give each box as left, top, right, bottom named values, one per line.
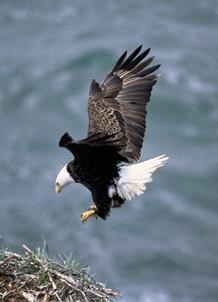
left=0, top=244, right=120, bottom=302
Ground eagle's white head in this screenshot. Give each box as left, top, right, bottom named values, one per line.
left=55, top=164, right=74, bottom=193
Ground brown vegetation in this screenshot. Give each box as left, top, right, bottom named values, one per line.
left=0, top=244, right=120, bottom=302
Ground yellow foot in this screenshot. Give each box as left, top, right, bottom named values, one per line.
left=81, top=205, right=97, bottom=223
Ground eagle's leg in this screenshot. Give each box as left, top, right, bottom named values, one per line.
left=81, top=205, right=98, bottom=223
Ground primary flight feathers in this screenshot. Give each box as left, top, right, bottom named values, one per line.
left=87, top=45, right=160, bottom=163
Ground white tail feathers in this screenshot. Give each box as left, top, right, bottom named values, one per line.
left=116, top=155, right=168, bottom=201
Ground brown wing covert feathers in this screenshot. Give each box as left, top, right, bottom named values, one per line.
left=87, top=45, right=160, bottom=163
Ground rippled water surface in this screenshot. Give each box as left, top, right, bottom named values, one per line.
left=0, top=1, right=218, bottom=301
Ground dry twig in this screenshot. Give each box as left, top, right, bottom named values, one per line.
left=0, top=244, right=120, bottom=302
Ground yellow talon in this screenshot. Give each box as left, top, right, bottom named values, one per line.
left=89, top=205, right=97, bottom=211
left=81, top=205, right=97, bottom=223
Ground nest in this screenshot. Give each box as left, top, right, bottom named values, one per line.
left=0, top=244, right=120, bottom=302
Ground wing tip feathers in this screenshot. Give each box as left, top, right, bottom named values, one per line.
left=59, top=132, right=73, bottom=148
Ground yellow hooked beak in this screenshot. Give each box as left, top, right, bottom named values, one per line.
left=55, top=183, right=62, bottom=194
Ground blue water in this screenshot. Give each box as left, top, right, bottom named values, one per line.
left=0, top=1, right=218, bottom=301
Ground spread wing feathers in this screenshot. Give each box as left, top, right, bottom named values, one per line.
left=88, top=45, right=160, bottom=163
left=59, top=132, right=125, bottom=165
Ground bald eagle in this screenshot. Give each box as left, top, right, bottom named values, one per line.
left=55, top=45, right=168, bottom=222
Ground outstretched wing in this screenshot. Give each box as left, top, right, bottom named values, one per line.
left=59, top=132, right=126, bottom=166
left=87, top=45, right=160, bottom=163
